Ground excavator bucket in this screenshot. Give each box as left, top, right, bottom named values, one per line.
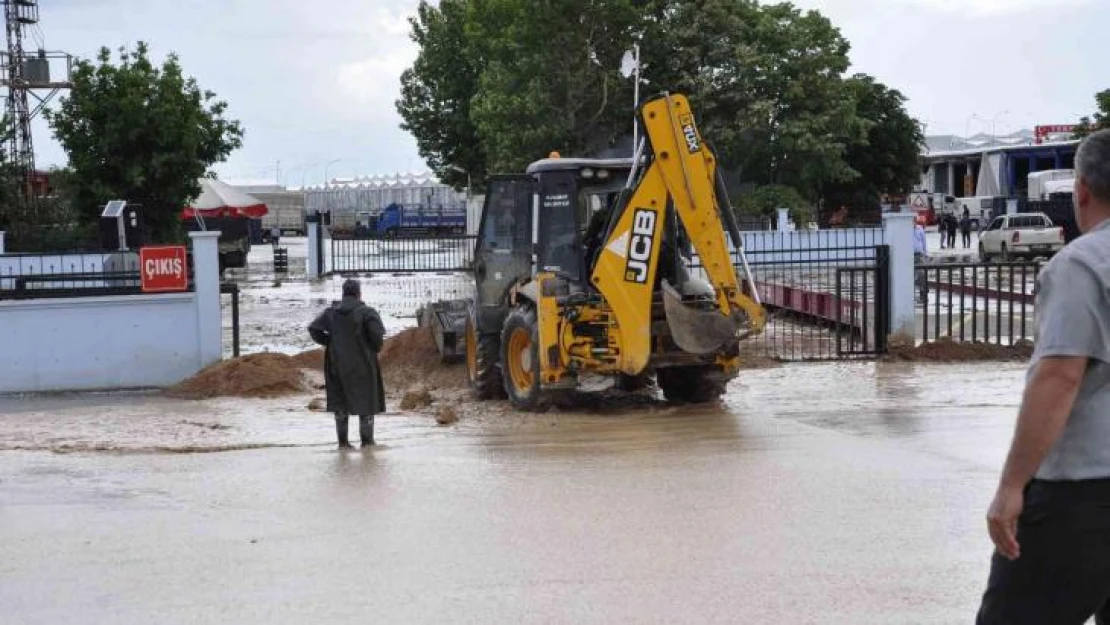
left=661, top=280, right=745, bottom=355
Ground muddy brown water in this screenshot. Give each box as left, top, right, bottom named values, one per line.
left=0, top=361, right=1037, bottom=622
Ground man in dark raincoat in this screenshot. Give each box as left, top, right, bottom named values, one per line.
left=308, top=279, right=387, bottom=449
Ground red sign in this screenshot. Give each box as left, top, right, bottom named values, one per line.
left=1034, top=124, right=1077, bottom=144
left=140, top=246, right=189, bottom=293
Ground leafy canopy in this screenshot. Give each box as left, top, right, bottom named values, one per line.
left=46, top=41, right=243, bottom=242
left=396, top=0, right=923, bottom=214
left=1074, top=89, right=1110, bottom=138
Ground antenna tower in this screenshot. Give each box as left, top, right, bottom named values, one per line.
left=0, top=0, right=71, bottom=213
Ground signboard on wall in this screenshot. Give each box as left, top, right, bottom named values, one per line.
left=139, top=246, right=189, bottom=293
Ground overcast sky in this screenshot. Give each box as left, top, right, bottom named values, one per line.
left=26, top=0, right=1108, bottom=186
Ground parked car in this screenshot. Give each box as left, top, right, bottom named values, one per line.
left=978, top=212, right=1065, bottom=261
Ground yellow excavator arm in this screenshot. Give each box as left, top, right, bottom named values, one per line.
left=589, top=93, right=766, bottom=374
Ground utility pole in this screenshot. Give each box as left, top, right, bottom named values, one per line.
left=0, top=0, right=72, bottom=217
left=621, top=41, right=643, bottom=158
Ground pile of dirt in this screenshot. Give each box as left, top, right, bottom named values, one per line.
left=292, top=349, right=324, bottom=371
left=164, top=352, right=312, bottom=400
left=400, top=388, right=433, bottom=410
left=885, top=337, right=1033, bottom=363
left=435, top=405, right=460, bottom=426
left=378, top=326, right=467, bottom=394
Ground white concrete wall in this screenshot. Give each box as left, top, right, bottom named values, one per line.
left=0, top=294, right=201, bottom=393
left=467, top=195, right=485, bottom=236
left=0, top=231, right=224, bottom=394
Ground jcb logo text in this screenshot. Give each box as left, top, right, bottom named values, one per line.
left=679, top=114, right=700, bottom=153
left=624, top=208, right=657, bottom=283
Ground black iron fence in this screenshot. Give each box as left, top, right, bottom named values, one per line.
left=690, top=226, right=890, bottom=360
left=917, top=261, right=1040, bottom=345
left=0, top=250, right=195, bottom=300
left=328, top=234, right=476, bottom=274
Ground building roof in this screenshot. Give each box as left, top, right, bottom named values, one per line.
left=922, top=138, right=1080, bottom=160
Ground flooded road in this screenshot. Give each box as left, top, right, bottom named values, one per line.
left=0, top=360, right=1024, bottom=623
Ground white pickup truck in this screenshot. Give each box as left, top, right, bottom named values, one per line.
left=978, top=212, right=1065, bottom=261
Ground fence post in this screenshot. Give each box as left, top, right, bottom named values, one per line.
left=307, top=216, right=321, bottom=279
left=189, top=231, right=223, bottom=367
left=874, top=245, right=891, bottom=354
left=882, top=212, right=916, bottom=338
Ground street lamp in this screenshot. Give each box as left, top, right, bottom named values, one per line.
left=987, top=110, right=1010, bottom=142
left=301, top=162, right=322, bottom=189
left=323, top=158, right=343, bottom=188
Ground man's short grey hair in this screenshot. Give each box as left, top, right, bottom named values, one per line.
left=1076, top=129, right=1110, bottom=204
left=342, top=279, right=361, bottom=298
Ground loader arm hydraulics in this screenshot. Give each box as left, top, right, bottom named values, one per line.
left=589, top=93, right=766, bottom=374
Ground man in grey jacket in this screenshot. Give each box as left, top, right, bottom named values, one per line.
left=977, top=129, right=1110, bottom=624
left=308, top=279, right=387, bottom=449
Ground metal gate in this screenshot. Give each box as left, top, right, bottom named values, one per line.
left=695, top=232, right=891, bottom=361
left=326, top=234, right=477, bottom=275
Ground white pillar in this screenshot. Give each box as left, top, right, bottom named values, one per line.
left=307, top=220, right=320, bottom=279
left=189, top=231, right=223, bottom=367
left=0, top=230, right=5, bottom=255
left=883, top=212, right=916, bottom=338
left=777, top=208, right=791, bottom=232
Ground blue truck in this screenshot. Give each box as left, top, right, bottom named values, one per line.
left=373, top=203, right=467, bottom=237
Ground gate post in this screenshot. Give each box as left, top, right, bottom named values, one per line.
left=189, top=231, right=223, bottom=368
left=307, top=214, right=321, bottom=279
left=882, top=212, right=916, bottom=338
left=874, top=245, right=891, bottom=354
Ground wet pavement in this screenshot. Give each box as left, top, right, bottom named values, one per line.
left=0, top=360, right=1028, bottom=623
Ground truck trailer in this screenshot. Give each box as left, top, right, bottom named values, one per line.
left=375, top=203, right=466, bottom=237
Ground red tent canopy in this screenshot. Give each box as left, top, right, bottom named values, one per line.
left=182, top=178, right=269, bottom=219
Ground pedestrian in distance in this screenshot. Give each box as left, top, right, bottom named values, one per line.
left=960, top=208, right=973, bottom=249
left=308, top=279, right=387, bottom=450
left=976, top=129, right=1110, bottom=624
left=947, top=212, right=959, bottom=249
left=270, top=225, right=281, bottom=249
left=913, top=221, right=928, bottom=303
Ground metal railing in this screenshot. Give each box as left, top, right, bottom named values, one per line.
left=918, top=261, right=1040, bottom=345
left=328, top=234, right=477, bottom=274
left=689, top=230, right=890, bottom=360
left=0, top=251, right=196, bottom=300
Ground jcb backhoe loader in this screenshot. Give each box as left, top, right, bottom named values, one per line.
left=458, top=92, right=766, bottom=409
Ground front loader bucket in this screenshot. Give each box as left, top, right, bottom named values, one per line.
left=661, top=280, right=744, bottom=355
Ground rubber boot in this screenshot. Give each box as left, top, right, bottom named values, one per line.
left=335, top=413, right=353, bottom=450
left=359, top=415, right=375, bottom=447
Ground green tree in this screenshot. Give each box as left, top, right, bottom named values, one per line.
left=396, top=0, right=486, bottom=189
left=396, top=0, right=900, bottom=203
left=467, top=0, right=641, bottom=173
left=45, top=42, right=243, bottom=242
left=821, top=74, right=924, bottom=220
left=1074, top=89, right=1110, bottom=138
left=733, top=183, right=811, bottom=223
left=639, top=0, right=866, bottom=197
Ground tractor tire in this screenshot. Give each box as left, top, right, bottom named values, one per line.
left=656, top=366, right=728, bottom=404
left=465, top=314, right=505, bottom=400
left=500, top=306, right=550, bottom=411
